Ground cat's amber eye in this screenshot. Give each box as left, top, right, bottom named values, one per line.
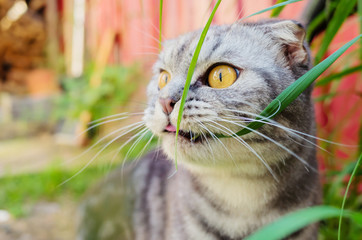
left=208, top=65, right=237, bottom=89
left=158, top=71, right=171, bottom=89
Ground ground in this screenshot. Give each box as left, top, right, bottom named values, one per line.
left=0, top=135, right=84, bottom=240
left=0, top=201, right=76, bottom=240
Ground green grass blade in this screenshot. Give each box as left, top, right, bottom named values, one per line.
left=338, top=153, right=362, bottom=240
left=245, top=206, right=362, bottom=240
left=306, top=10, right=328, bottom=43
left=359, top=120, right=362, bottom=156
left=316, top=64, right=362, bottom=86
left=325, top=162, right=357, bottom=204
left=175, top=0, right=222, bottom=169
left=359, top=0, right=362, bottom=60
left=244, top=0, right=302, bottom=19
left=159, top=0, right=163, bottom=50
left=315, top=0, right=357, bottom=63
left=270, top=0, right=288, bottom=17
left=313, top=92, right=340, bottom=102
left=216, top=35, right=361, bottom=138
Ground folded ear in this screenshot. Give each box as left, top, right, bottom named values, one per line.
left=267, top=20, right=309, bottom=67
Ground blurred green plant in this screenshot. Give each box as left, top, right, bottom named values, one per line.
left=55, top=63, right=141, bottom=124
left=0, top=162, right=115, bottom=218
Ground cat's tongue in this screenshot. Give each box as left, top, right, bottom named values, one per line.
left=165, top=124, right=177, bottom=132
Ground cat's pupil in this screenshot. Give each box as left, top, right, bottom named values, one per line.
left=219, top=72, right=223, bottom=82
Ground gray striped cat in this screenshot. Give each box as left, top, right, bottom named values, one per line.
left=78, top=19, right=320, bottom=240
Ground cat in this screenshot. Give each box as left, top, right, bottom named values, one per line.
left=77, top=19, right=321, bottom=240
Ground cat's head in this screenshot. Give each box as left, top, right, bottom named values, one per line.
left=143, top=19, right=314, bottom=174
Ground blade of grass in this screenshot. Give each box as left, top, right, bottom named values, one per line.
left=359, top=0, right=362, bottom=60
left=216, top=35, right=362, bottom=138
left=313, top=92, right=340, bottom=102
left=175, top=0, right=222, bottom=169
left=359, top=119, right=362, bottom=156
left=314, top=0, right=357, bottom=63
left=243, top=0, right=302, bottom=19
left=338, top=153, right=362, bottom=240
left=245, top=206, right=362, bottom=240
left=325, top=162, right=356, bottom=204
left=159, top=0, right=163, bottom=50
left=270, top=0, right=288, bottom=17
left=316, top=64, right=362, bottom=86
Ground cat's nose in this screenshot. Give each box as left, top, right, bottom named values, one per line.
left=159, top=97, right=176, bottom=115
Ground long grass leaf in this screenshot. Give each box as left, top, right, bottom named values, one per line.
left=325, top=162, right=357, bottom=204
left=159, top=0, right=163, bottom=50
left=243, top=0, right=302, bottom=19
left=359, top=120, right=362, bottom=156
left=245, top=206, right=362, bottom=240
left=359, top=0, right=362, bottom=60
left=175, top=0, right=222, bottom=169
left=316, top=64, right=362, bottom=86
left=216, top=35, right=362, bottom=138
left=270, top=0, right=288, bottom=17
left=338, top=153, right=362, bottom=240
left=315, top=0, right=357, bottom=63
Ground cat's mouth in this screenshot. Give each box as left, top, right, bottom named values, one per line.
left=164, top=124, right=202, bottom=143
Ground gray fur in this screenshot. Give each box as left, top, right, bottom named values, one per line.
left=78, top=19, right=320, bottom=240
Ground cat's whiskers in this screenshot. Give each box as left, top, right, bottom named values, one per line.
left=196, top=119, right=233, bottom=160
left=110, top=126, right=148, bottom=164
left=224, top=114, right=327, bottom=153
left=223, top=109, right=338, bottom=154
left=124, top=128, right=151, bottom=162
left=133, top=26, right=162, bottom=46
left=63, top=121, right=146, bottom=167
left=59, top=122, right=146, bottom=187
left=77, top=111, right=144, bottom=139
left=134, top=52, right=160, bottom=57
left=215, top=117, right=315, bottom=172
left=194, top=120, right=216, bottom=164
left=89, top=112, right=141, bottom=124
left=114, top=127, right=151, bottom=179
left=135, top=133, right=155, bottom=160
left=127, top=131, right=155, bottom=170
left=205, top=119, right=278, bottom=180
left=77, top=116, right=129, bottom=138
left=188, top=126, right=194, bottom=146
left=224, top=108, right=352, bottom=147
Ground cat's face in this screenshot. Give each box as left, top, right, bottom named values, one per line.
left=143, top=20, right=313, bottom=173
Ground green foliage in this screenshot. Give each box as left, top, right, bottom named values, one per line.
left=244, top=0, right=301, bottom=19
left=56, top=64, right=141, bottom=122
left=270, top=0, right=289, bottom=17
left=245, top=154, right=362, bottom=240
left=314, top=0, right=358, bottom=63
left=338, top=153, right=362, bottom=240
left=245, top=206, right=362, bottom=240
left=316, top=64, right=362, bottom=86
left=0, top=163, right=115, bottom=218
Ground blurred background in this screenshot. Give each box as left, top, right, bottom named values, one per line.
left=0, top=0, right=360, bottom=239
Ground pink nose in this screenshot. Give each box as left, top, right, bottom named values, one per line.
left=159, top=98, right=176, bottom=115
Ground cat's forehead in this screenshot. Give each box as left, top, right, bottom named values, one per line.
left=156, top=23, right=277, bottom=73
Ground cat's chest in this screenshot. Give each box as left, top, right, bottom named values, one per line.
left=162, top=172, right=281, bottom=240
left=132, top=156, right=281, bottom=240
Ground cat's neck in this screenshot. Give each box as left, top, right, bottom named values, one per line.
left=179, top=164, right=278, bottom=213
